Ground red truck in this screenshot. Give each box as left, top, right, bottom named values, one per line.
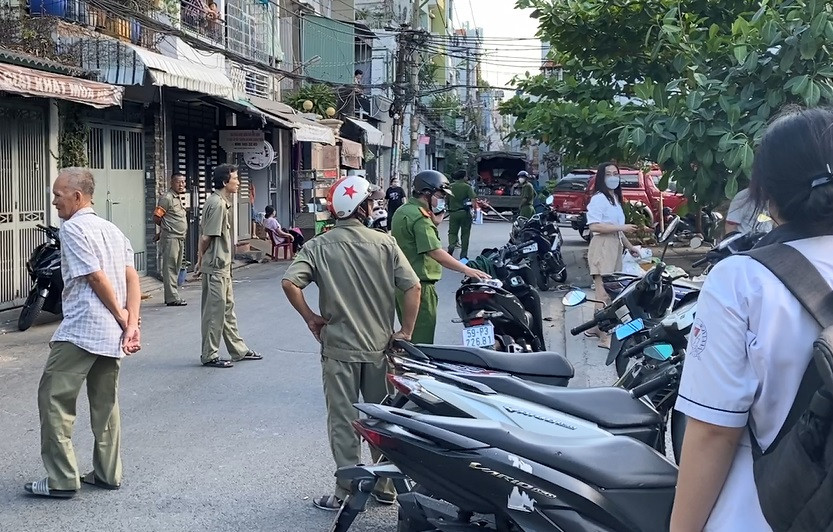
left=552, top=166, right=687, bottom=241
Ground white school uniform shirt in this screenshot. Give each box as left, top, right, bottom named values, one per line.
left=586, top=192, right=625, bottom=234
left=52, top=207, right=134, bottom=358
left=675, top=235, right=833, bottom=531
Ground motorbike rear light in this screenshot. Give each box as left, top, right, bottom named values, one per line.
left=387, top=373, right=419, bottom=396
left=460, top=291, right=492, bottom=305
left=467, top=318, right=486, bottom=326
left=352, top=421, right=397, bottom=449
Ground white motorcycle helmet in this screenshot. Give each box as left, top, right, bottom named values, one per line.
left=327, top=175, right=384, bottom=219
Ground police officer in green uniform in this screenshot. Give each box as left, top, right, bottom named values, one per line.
left=282, top=175, right=422, bottom=511
left=391, top=170, right=491, bottom=344
left=153, top=173, right=188, bottom=306
left=447, top=169, right=477, bottom=259
left=518, top=170, right=536, bottom=219
left=197, top=164, right=262, bottom=368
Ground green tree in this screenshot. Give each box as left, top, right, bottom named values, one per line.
left=503, top=0, right=833, bottom=205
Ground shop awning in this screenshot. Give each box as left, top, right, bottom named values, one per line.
left=128, top=44, right=233, bottom=99
left=346, top=117, right=385, bottom=146
left=78, top=39, right=234, bottom=99
left=339, top=137, right=363, bottom=169
left=207, top=96, right=296, bottom=130
left=0, top=62, right=123, bottom=108
left=248, top=96, right=336, bottom=145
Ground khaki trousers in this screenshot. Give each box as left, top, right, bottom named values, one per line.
left=201, top=272, right=249, bottom=363
left=321, top=355, right=394, bottom=500
left=38, top=341, right=122, bottom=490
left=161, top=235, right=185, bottom=304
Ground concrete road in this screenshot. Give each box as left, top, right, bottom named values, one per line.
left=0, top=221, right=613, bottom=532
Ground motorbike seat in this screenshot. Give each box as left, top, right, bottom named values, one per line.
left=417, top=415, right=677, bottom=489
left=469, top=376, right=661, bottom=428
left=415, top=344, right=574, bottom=379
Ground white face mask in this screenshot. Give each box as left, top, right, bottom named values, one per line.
left=604, top=175, right=621, bottom=190
left=433, top=198, right=446, bottom=214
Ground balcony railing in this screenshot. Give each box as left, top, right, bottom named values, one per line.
left=28, top=0, right=159, bottom=48
left=180, top=0, right=223, bottom=43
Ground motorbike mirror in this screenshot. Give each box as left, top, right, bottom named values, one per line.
left=689, top=236, right=704, bottom=249
left=659, top=216, right=681, bottom=244
left=644, top=344, right=674, bottom=361
left=545, top=195, right=554, bottom=206
left=562, top=290, right=587, bottom=307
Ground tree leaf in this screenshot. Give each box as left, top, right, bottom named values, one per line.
left=632, top=127, right=647, bottom=147
left=805, top=80, right=822, bottom=107
left=727, top=105, right=741, bottom=126
left=744, top=51, right=759, bottom=72
left=658, top=172, right=671, bottom=191
left=734, top=45, right=749, bottom=65
left=725, top=175, right=739, bottom=198
left=672, top=143, right=684, bottom=165
left=693, top=73, right=707, bottom=86
left=740, top=143, right=755, bottom=171
left=811, top=12, right=827, bottom=38
left=800, top=33, right=819, bottom=60
left=702, top=149, right=714, bottom=168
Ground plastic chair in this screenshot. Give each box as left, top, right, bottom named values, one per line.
left=265, top=228, right=294, bottom=261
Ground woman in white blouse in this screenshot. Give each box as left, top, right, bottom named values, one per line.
left=585, top=162, right=640, bottom=347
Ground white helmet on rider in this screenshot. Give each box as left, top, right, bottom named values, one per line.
left=327, top=175, right=384, bottom=219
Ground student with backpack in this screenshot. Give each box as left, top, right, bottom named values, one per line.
left=671, top=107, right=833, bottom=531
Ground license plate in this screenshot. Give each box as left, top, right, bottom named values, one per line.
left=522, top=243, right=538, bottom=253
left=462, top=323, right=495, bottom=348
left=615, top=318, right=645, bottom=340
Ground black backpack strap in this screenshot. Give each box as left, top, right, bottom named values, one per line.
left=744, top=244, right=833, bottom=456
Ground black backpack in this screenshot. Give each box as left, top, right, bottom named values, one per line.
left=746, top=244, right=833, bottom=531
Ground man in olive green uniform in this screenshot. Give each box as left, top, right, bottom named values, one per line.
left=391, top=170, right=491, bottom=344
left=197, top=164, right=262, bottom=368
left=282, top=175, right=421, bottom=511
left=153, top=173, right=188, bottom=306
left=518, top=170, right=536, bottom=219
left=447, top=169, right=477, bottom=259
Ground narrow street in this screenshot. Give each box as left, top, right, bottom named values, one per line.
left=0, top=221, right=614, bottom=532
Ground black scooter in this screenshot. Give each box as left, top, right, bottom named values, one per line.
left=333, top=369, right=680, bottom=532
left=18, top=224, right=62, bottom=331
left=456, top=243, right=546, bottom=352
left=509, top=197, right=567, bottom=290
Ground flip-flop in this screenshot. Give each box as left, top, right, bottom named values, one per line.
left=82, top=471, right=120, bottom=491
left=24, top=478, right=77, bottom=499
left=238, top=351, right=263, bottom=361
left=313, top=494, right=344, bottom=511
left=202, top=359, right=234, bottom=368
left=583, top=331, right=599, bottom=338
left=166, top=300, right=187, bottom=306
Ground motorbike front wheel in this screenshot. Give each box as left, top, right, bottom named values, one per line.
left=18, top=290, right=45, bottom=331
left=530, top=257, right=550, bottom=292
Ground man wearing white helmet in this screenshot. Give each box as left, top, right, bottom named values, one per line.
left=281, top=175, right=421, bottom=511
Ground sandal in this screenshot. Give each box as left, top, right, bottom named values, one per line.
left=24, top=478, right=77, bottom=499
left=166, top=300, right=187, bottom=307
left=583, top=331, right=599, bottom=339
left=202, top=358, right=234, bottom=368
left=313, top=494, right=344, bottom=511
left=238, top=351, right=263, bottom=361
left=82, top=471, right=120, bottom=491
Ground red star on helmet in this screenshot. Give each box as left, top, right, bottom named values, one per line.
left=343, top=185, right=357, bottom=198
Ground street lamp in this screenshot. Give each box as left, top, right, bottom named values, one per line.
left=326, top=107, right=336, bottom=117
left=303, top=100, right=314, bottom=112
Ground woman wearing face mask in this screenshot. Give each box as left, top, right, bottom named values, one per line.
left=585, top=162, right=640, bottom=348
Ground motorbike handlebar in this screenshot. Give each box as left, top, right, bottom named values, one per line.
left=622, top=335, right=658, bottom=359
left=571, top=316, right=600, bottom=336
left=629, top=368, right=679, bottom=399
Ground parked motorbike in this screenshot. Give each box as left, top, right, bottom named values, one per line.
left=456, top=243, right=547, bottom=352
left=334, top=369, right=680, bottom=532
left=18, top=224, right=62, bottom=331
left=509, top=196, right=567, bottom=290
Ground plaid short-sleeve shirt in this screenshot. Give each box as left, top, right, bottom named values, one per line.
left=52, top=207, right=134, bottom=358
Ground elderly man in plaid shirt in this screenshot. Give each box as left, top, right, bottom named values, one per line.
left=24, top=168, right=142, bottom=499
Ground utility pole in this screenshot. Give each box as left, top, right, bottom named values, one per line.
left=408, top=0, right=422, bottom=185
left=390, top=28, right=407, bottom=187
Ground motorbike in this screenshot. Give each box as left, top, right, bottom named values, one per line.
left=456, top=242, right=547, bottom=352
left=333, top=368, right=681, bottom=532
left=509, top=196, right=567, bottom=290
left=18, top=224, right=62, bottom=331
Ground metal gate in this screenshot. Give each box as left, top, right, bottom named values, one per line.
left=0, top=105, right=48, bottom=310
left=87, top=123, right=147, bottom=274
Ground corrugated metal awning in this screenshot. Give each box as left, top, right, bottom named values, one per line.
left=128, top=44, right=234, bottom=99
left=346, top=117, right=385, bottom=146
left=248, top=96, right=336, bottom=145
left=0, top=62, right=123, bottom=108
left=207, top=96, right=296, bottom=130
left=339, top=137, right=363, bottom=169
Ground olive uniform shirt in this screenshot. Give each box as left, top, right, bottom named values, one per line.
left=200, top=192, right=233, bottom=276
left=519, top=182, right=535, bottom=208
left=448, top=180, right=476, bottom=212
left=282, top=218, right=420, bottom=362
left=157, top=190, right=188, bottom=237
left=391, top=198, right=443, bottom=282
